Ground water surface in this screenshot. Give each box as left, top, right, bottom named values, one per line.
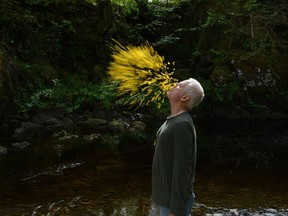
left=0, top=120, right=287, bottom=215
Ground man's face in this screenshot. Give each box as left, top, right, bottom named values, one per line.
left=167, top=80, right=190, bottom=101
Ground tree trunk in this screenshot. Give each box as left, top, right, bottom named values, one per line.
left=134, top=0, right=149, bottom=21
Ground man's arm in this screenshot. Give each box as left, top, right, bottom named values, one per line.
left=170, top=122, right=194, bottom=215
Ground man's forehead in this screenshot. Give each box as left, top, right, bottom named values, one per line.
left=179, top=80, right=193, bottom=85
left=179, top=80, right=188, bottom=84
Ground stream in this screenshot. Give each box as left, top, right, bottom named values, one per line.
left=0, top=119, right=287, bottom=215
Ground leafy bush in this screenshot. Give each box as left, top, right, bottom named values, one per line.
left=15, top=75, right=117, bottom=113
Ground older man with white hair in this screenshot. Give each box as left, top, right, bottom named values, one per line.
left=152, top=78, right=205, bottom=216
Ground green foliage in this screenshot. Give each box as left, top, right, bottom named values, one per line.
left=25, top=0, right=61, bottom=6
left=123, top=1, right=180, bottom=45
left=15, top=76, right=117, bottom=113
left=111, top=0, right=138, bottom=15
left=1, top=0, right=288, bottom=118
left=195, top=76, right=245, bottom=113
left=202, top=9, right=230, bottom=28
left=245, top=98, right=268, bottom=111
left=25, top=0, right=96, bottom=6
left=199, top=0, right=281, bottom=57
left=0, top=0, right=110, bottom=71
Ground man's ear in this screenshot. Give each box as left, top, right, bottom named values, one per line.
left=181, top=95, right=190, bottom=102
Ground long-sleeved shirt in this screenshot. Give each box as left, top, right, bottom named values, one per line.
left=152, top=112, right=197, bottom=216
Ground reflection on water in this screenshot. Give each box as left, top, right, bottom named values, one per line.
left=0, top=152, right=153, bottom=216
left=0, top=150, right=288, bottom=216
left=22, top=162, right=84, bottom=181
left=0, top=120, right=288, bottom=215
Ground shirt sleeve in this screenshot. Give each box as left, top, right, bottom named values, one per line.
left=170, top=121, right=194, bottom=216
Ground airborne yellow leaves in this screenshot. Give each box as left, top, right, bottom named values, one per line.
left=107, top=40, right=178, bottom=109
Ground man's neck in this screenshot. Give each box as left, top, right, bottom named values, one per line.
left=169, top=107, right=186, bottom=118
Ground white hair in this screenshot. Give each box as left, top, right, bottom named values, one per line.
left=184, top=78, right=205, bottom=110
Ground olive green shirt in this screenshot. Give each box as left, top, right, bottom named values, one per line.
left=152, top=112, right=197, bottom=216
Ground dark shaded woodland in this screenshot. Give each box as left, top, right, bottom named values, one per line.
left=1, top=0, right=288, bottom=131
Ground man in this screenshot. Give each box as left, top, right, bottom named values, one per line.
left=152, top=78, right=205, bottom=216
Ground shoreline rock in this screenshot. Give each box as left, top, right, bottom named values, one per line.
left=192, top=204, right=288, bottom=216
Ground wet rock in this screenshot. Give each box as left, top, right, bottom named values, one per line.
left=42, top=117, right=61, bottom=125
left=0, top=146, right=8, bottom=156
left=53, top=130, right=68, bottom=137
left=77, top=118, right=107, bottom=130
left=206, top=214, right=223, bottom=216
left=129, top=120, right=146, bottom=132
left=25, top=110, right=75, bottom=135
left=264, top=208, right=278, bottom=214
left=43, top=117, right=74, bottom=135
left=83, top=133, right=101, bottom=142
left=58, top=134, right=78, bottom=141
left=108, top=118, right=129, bottom=132
left=11, top=141, right=30, bottom=149
left=8, top=109, right=111, bottom=140
left=229, top=209, right=239, bottom=215
left=193, top=205, right=288, bottom=216
left=53, top=130, right=78, bottom=141
left=238, top=209, right=248, bottom=216
left=194, top=203, right=213, bottom=211
left=12, top=121, right=43, bottom=139
left=30, top=109, right=65, bottom=125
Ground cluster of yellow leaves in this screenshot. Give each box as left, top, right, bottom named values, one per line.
left=108, top=41, right=178, bottom=109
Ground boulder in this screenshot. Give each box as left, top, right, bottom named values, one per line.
left=108, top=118, right=129, bottom=133
left=12, top=121, right=43, bottom=139
left=30, top=109, right=66, bottom=125
left=11, top=141, right=31, bottom=149
left=129, top=121, right=146, bottom=132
